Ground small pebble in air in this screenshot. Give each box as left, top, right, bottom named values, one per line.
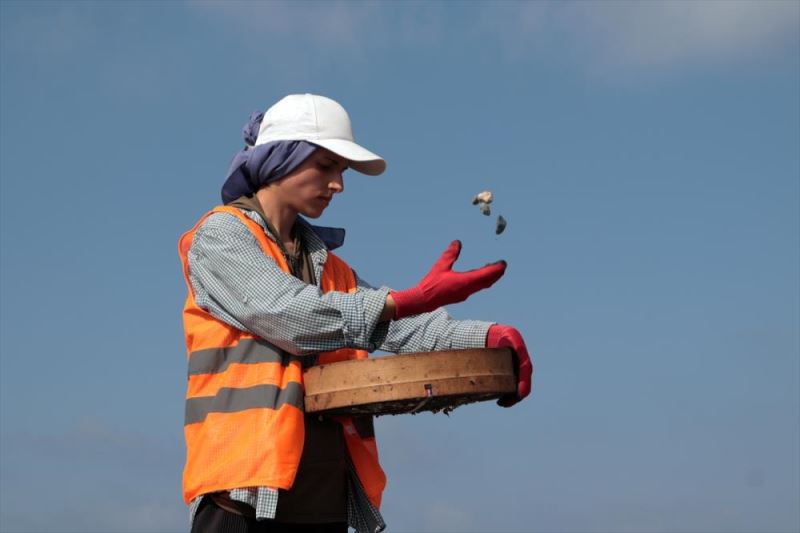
left=495, top=215, right=507, bottom=235
left=480, top=204, right=491, bottom=216
left=472, top=191, right=493, bottom=205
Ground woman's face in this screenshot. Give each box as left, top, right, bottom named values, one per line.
left=271, top=148, right=348, bottom=218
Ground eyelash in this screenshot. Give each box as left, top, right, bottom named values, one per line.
left=319, top=161, right=346, bottom=172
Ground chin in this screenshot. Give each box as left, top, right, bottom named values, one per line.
left=302, top=208, right=325, bottom=219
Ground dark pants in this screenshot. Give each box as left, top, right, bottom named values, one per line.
left=191, top=498, right=349, bottom=533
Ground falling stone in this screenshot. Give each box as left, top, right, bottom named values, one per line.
left=480, top=204, right=491, bottom=216
left=472, top=191, right=493, bottom=205
left=495, top=215, right=507, bottom=235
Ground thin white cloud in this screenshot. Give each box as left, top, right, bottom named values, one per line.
left=189, top=0, right=382, bottom=49
left=566, top=1, right=800, bottom=69
left=6, top=1, right=796, bottom=80
left=189, top=0, right=798, bottom=80
left=478, top=1, right=799, bottom=75
left=187, top=0, right=448, bottom=53
left=102, top=500, right=186, bottom=533
left=424, top=501, right=475, bottom=531
left=1, top=419, right=185, bottom=532
left=0, top=3, right=96, bottom=66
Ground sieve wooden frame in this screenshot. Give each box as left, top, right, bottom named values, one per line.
left=303, top=348, right=516, bottom=416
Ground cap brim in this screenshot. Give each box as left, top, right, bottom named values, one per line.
left=311, top=139, right=386, bottom=176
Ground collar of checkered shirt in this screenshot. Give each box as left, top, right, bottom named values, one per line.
left=226, top=195, right=345, bottom=251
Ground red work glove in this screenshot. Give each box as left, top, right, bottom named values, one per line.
left=391, top=240, right=506, bottom=319
left=486, top=324, right=532, bottom=407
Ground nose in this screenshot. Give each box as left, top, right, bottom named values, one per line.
left=329, top=173, right=344, bottom=194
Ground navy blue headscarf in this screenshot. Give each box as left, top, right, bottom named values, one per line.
left=221, top=111, right=317, bottom=204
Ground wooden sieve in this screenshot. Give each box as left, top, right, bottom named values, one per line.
left=303, top=348, right=516, bottom=416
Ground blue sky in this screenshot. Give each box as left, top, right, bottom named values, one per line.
left=1, top=1, right=798, bottom=532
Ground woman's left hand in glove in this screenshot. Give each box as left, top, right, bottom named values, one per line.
left=486, top=324, right=533, bottom=407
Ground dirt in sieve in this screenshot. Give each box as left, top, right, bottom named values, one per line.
left=313, top=392, right=504, bottom=417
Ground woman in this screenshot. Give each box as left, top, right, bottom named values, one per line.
left=178, top=94, right=532, bottom=533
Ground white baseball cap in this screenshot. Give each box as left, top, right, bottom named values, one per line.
left=255, top=93, right=386, bottom=176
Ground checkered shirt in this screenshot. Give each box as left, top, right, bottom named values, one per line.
left=185, top=207, right=493, bottom=531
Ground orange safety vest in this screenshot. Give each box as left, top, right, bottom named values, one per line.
left=178, top=206, right=386, bottom=508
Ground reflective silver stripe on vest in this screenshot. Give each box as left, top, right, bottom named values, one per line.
left=189, top=338, right=294, bottom=376
left=185, top=382, right=304, bottom=425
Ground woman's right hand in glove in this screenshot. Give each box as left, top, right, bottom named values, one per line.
left=388, top=240, right=507, bottom=320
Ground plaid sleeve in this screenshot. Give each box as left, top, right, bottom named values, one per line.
left=354, top=272, right=494, bottom=354
left=187, top=212, right=390, bottom=355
